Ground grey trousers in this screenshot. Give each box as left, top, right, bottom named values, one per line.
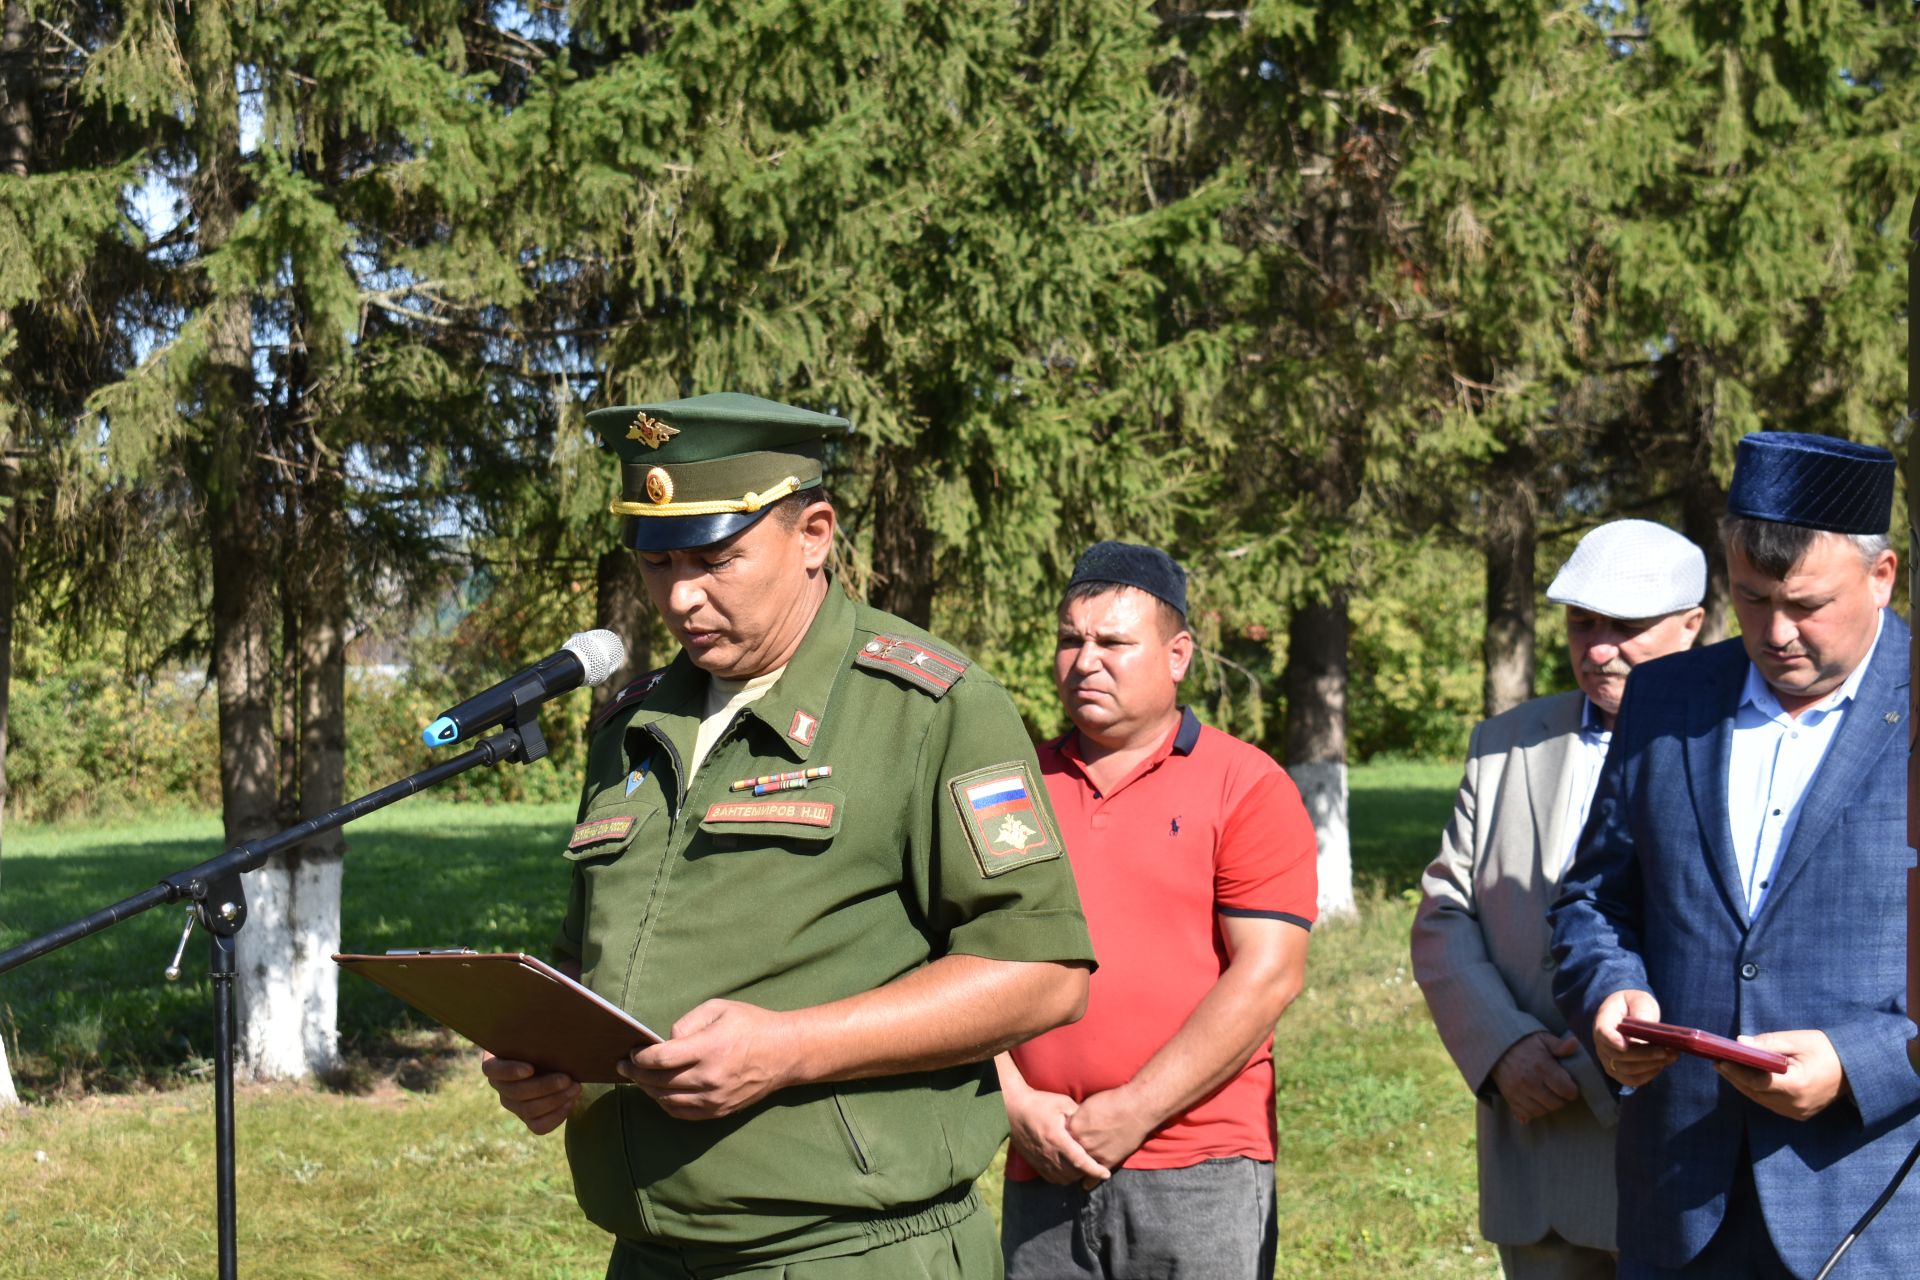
left=1497, top=1232, right=1615, bottom=1280
left=1001, top=1157, right=1277, bottom=1280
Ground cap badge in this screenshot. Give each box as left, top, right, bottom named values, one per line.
left=627, top=413, right=679, bottom=449
left=645, top=466, right=674, bottom=505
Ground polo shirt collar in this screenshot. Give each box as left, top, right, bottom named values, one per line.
left=1171, top=705, right=1202, bottom=755
left=1059, top=704, right=1201, bottom=796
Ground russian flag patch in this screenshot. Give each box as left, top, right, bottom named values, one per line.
left=949, top=762, right=1057, bottom=875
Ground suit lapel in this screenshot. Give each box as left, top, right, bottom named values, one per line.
left=1753, top=613, right=1911, bottom=928
left=1524, top=694, right=1585, bottom=892
left=1684, top=644, right=1752, bottom=928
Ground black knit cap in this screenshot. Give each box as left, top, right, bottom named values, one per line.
left=1066, top=540, right=1188, bottom=618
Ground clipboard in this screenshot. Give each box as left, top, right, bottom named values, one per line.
left=1618, top=1017, right=1791, bottom=1074
left=334, top=951, right=663, bottom=1083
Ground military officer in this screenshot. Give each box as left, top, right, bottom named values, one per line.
left=483, top=392, right=1097, bottom=1279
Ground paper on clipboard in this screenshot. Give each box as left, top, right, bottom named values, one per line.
left=333, top=951, right=663, bottom=1083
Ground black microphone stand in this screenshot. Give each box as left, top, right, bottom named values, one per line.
left=0, top=691, right=555, bottom=1280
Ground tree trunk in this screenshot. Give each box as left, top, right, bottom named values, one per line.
left=867, top=441, right=934, bottom=626
left=0, top=0, right=31, bottom=1109
left=592, top=546, right=653, bottom=715
left=0, top=451, right=18, bottom=1107
left=1482, top=445, right=1537, bottom=717
left=1283, top=588, right=1355, bottom=920
left=1681, top=454, right=1730, bottom=648
left=239, top=433, right=345, bottom=1080
left=190, top=0, right=290, bottom=1075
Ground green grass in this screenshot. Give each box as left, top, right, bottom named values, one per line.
left=0, top=800, right=580, bottom=1092
left=0, top=763, right=1492, bottom=1278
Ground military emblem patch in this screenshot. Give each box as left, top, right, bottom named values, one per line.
left=948, top=762, right=1060, bottom=877
left=788, top=708, right=819, bottom=745
left=569, top=815, right=636, bottom=849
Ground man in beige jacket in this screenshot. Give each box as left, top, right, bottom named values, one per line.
left=1412, top=520, right=1706, bottom=1279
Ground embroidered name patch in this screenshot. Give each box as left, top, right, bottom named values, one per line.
left=569, top=816, right=636, bottom=849
left=704, top=800, right=836, bottom=827
left=948, top=762, right=1059, bottom=877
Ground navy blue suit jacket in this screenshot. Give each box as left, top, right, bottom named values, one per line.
left=1549, top=614, right=1920, bottom=1277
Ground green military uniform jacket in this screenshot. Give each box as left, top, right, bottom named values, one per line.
left=555, top=583, right=1095, bottom=1268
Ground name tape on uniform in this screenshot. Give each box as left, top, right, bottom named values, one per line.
left=704, top=800, right=836, bottom=827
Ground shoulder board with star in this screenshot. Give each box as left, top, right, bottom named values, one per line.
left=854, top=634, right=970, bottom=699
left=590, top=668, right=667, bottom=731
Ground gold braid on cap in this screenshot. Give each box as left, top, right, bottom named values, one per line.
left=610, top=475, right=804, bottom=519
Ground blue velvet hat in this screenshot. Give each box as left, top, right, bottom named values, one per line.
left=1726, top=431, right=1895, bottom=536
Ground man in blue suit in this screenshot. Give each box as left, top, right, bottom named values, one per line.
left=1550, top=430, right=1920, bottom=1279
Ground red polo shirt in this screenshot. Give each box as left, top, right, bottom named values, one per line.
left=1007, top=707, right=1317, bottom=1179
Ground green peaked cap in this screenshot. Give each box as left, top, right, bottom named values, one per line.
left=588, top=392, right=852, bottom=551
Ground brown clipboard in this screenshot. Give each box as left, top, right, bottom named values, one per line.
left=334, top=951, right=663, bottom=1083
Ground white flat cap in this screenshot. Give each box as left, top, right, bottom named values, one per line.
left=1546, top=519, right=1706, bottom=618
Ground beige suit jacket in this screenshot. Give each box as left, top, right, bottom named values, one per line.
left=1410, top=690, right=1617, bottom=1251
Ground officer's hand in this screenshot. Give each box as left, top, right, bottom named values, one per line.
left=619, top=999, right=798, bottom=1120
left=1064, top=1087, right=1154, bottom=1184
left=1003, top=1085, right=1111, bottom=1186
left=481, top=1052, right=579, bottom=1135
left=1593, top=989, right=1676, bottom=1087
left=1715, top=1029, right=1848, bottom=1121
left=1490, top=1031, right=1582, bottom=1123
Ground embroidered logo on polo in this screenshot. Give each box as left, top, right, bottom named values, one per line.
left=569, top=815, right=636, bottom=849
left=948, top=762, right=1059, bottom=877
left=704, top=800, right=836, bottom=827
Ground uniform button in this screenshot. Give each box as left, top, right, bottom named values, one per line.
left=1540, top=955, right=1556, bottom=971
left=1740, top=962, right=1759, bottom=980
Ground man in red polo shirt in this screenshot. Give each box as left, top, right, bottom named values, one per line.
left=996, top=541, right=1318, bottom=1279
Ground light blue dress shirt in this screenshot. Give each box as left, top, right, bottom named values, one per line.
left=1726, top=615, right=1883, bottom=919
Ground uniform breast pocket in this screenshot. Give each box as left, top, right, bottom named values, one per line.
left=694, top=785, right=846, bottom=855
left=563, top=806, right=657, bottom=865
left=562, top=804, right=662, bottom=964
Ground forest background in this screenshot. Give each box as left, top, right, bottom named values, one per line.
left=0, top=0, right=1913, bottom=1096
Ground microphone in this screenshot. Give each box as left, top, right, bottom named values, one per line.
left=421, top=630, right=627, bottom=747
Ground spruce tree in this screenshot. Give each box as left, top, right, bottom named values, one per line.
left=77, top=0, right=539, bottom=1078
